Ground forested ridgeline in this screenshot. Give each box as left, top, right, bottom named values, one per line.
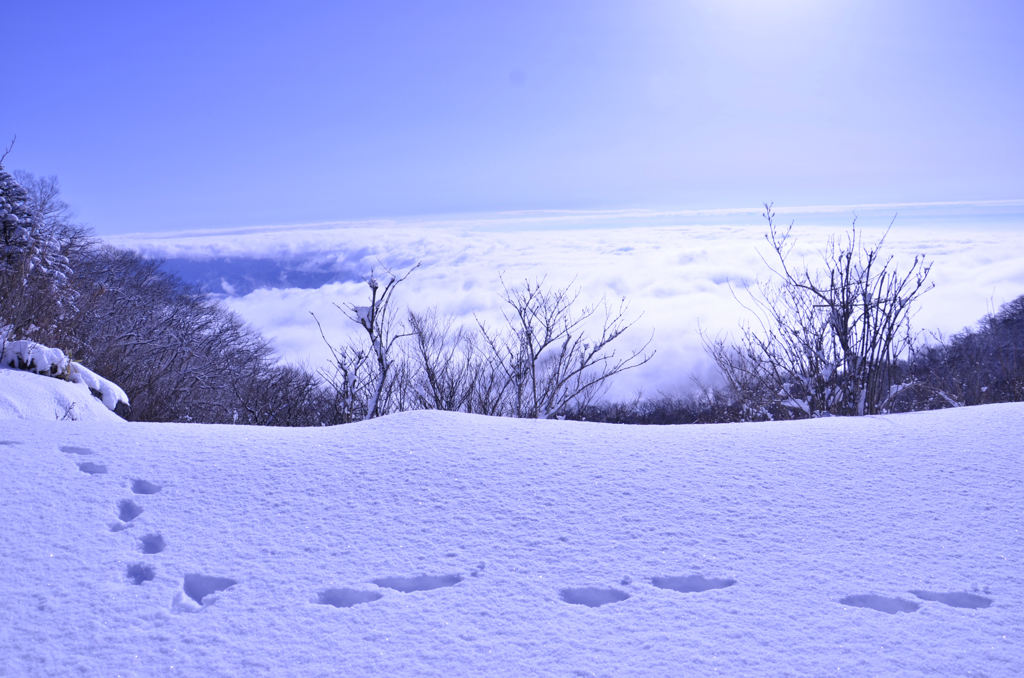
left=2, top=164, right=1021, bottom=425
left=1, top=166, right=335, bottom=425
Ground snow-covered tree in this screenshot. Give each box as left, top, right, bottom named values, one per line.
left=0, top=147, right=75, bottom=344
left=13, top=170, right=92, bottom=260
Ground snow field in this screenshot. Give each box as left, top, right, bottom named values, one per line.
left=0, top=402, right=1021, bottom=677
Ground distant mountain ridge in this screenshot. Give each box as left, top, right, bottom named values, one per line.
left=159, top=256, right=361, bottom=295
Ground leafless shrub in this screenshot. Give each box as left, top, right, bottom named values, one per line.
left=703, top=204, right=933, bottom=418
left=57, top=245, right=335, bottom=425
left=477, top=276, right=654, bottom=419
left=230, top=363, right=338, bottom=426
left=318, top=271, right=653, bottom=420
left=567, top=383, right=760, bottom=425
left=65, top=247, right=263, bottom=421
left=406, top=308, right=480, bottom=412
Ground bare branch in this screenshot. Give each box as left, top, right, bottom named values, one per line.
left=0, top=136, right=14, bottom=165
left=704, top=206, right=933, bottom=418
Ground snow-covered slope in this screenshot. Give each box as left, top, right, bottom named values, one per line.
left=0, top=368, right=123, bottom=423
left=0, top=398, right=1021, bottom=676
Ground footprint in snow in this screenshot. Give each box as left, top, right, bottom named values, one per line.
left=117, top=499, right=143, bottom=522
left=560, top=587, right=630, bottom=608
left=840, top=594, right=920, bottom=614
left=372, top=574, right=463, bottom=593
left=64, top=446, right=107, bottom=473
left=109, top=499, right=144, bottom=532
left=910, top=590, right=993, bottom=609
left=316, top=588, right=383, bottom=608
left=138, top=533, right=167, bottom=554
left=172, top=574, right=238, bottom=612
left=183, top=574, right=238, bottom=604
left=131, top=479, right=162, bottom=495
left=652, top=574, right=736, bottom=594
left=125, top=563, right=156, bottom=585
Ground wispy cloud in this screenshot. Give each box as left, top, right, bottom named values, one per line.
left=109, top=199, right=1024, bottom=244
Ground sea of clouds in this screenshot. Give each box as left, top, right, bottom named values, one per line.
left=108, top=202, right=1024, bottom=401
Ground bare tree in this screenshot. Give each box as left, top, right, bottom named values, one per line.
left=704, top=204, right=933, bottom=418
left=230, top=362, right=336, bottom=426
left=907, top=294, right=1024, bottom=409
left=406, top=308, right=480, bottom=412
left=316, top=265, right=418, bottom=420
left=479, top=276, right=654, bottom=419
left=66, top=246, right=327, bottom=424
left=316, top=270, right=652, bottom=421
left=312, top=326, right=370, bottom=423
left=13, top=171, right=93, bottom=259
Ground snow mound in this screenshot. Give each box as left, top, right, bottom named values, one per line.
left=1, top=339, right=129, bottom=411
left=0, top=368, right=124, bottom=422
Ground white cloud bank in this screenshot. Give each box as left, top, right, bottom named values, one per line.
left=109, top=206, right=1024, bottom=400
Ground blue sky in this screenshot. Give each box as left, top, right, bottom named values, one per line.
left=3, top=1, right=1023, bottom=235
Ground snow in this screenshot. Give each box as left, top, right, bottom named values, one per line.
left=2, top=339, right=129, bottom=411
left=0, top=369, right=1021, bottom=676
left=0, top=368, right=123, bottom=423
left=353, top=305, right=373, bottom=326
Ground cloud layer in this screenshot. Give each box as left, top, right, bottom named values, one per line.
left=109, top=208, right=1024, bottom=400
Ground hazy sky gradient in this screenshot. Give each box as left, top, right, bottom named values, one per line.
left=4, top=1, right=1023, bottom=234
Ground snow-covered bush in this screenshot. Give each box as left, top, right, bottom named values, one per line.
left=0, top=334, right=128, bottom=411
